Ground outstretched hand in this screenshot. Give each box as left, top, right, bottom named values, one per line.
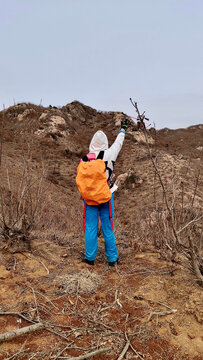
left=121, top=118, right=131, bottom=131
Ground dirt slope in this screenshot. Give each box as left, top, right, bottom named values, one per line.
left=0, top=101, right=202, bottom=359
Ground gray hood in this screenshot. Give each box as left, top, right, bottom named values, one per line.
left=89, top=130, right=108, bottom=152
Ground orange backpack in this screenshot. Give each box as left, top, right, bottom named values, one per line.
left=76, top=157, right=112, bottom=205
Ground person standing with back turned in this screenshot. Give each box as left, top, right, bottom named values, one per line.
left=77, top=119, right=130, bottom=266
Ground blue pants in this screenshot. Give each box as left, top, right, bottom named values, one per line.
left=85, top=195, right=118, bottom=262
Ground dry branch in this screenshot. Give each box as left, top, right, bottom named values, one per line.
left=130, top=99, right=181, bottom=246
left=0, top=311, right=35, bottom=323
left=191, top=168, right=200, bottom=208
left=0, top=322, right=44, bottom=343
left=124, top=332, right=144, bottom=360
left=177, top=215, right=203, bottom=234
left=117, top=340, right=130, bottom=360
left=59, top=346, right=111, bottom=360
left=53, top=344, right=73, bottom=360
left=30, top=254, right=50, bottom=274
left=147, top=309, right=177, bottom=322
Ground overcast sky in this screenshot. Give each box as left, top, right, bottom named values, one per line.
left=0, top=0, right=203, bottom=129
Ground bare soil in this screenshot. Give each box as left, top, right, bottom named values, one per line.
left=0, top=239, right=202, bottom=359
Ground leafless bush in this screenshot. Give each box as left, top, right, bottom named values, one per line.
left=0, top=141, right=46, bottom=251
left=130, top=99, right=203, bottom=286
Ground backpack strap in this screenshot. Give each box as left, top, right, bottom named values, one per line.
left=83, top=201, right=86, bottom=231
left=97, top=151, right=104, bottom=160
left=109, top=199, right=114, bottom=230
left=82, top=155, right=89, bottom=162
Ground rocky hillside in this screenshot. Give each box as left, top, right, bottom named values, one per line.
left=0, top=101, right=202, bottom=359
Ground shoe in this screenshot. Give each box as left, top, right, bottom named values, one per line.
left=108, top=259, right=119, bottom=267
left=83, top=258, right=94, bottom=266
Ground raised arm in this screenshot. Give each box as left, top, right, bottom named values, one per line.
left=105, top=130, right=125, bottom=161
left=105, top=119, right=130, bottom=161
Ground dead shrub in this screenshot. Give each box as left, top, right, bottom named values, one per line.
left=0, top=142, right=46, bottom=251
left=130, top=100, right=203, bottom=286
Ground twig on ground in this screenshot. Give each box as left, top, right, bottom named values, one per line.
left=38, top=304, right=56, bottom=317
left=0, top=311, right=35, bottom=323
left=156, top=301, right=174, bottom=309
left=117, top=339, right=130, bottom=360
left=125, top=332, right=144, bottom=360
left=74, top=280, right=80, bottom=313
left=129, top=343, right=145, bottom=360
left=84, top=316, right=117, bottom=332
left=35, top=290, right=59, bottom=310
left=29, top=286, right=40, bottom=321
left=115, top=289, right=123, bottom=308
left=30, top=254, right=49, bottom=274
left=147, top=309, right=177, bottom=322
left=52, top=343, right=73, bottom=360
left=46, top=327, right=73, bottom=341
left=99, top=289, right=123, bottom=313
left=58, top=346, right=111, bottom=360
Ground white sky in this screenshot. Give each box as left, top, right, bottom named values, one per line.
left=0, top=0, right=203, bottom=129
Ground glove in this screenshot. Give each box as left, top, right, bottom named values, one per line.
left=121, top=118, right=131, bottom=131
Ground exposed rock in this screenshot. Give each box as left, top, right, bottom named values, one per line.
left=115, top=168, right=143, bottom=189
left=130, top=130, right=155, bottom=144
left=17, top=108, right=37, bottom=121
left=39, top=112, right=48, bottom=121
left=50, top=115, right=66, bottom=126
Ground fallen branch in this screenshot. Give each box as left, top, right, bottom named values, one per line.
left=117, top=340, right=130, bottom=360
left=129, top=343, right=145, bottom=360
left=147, top=309, right=177, bottom=322
left=58, top=347, right=111, bottom=360
left=52, top=344, right=73, bottom=360
left=0, top=322, right=44, bottom=343
left=125, top=332, right=144, bottom=360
